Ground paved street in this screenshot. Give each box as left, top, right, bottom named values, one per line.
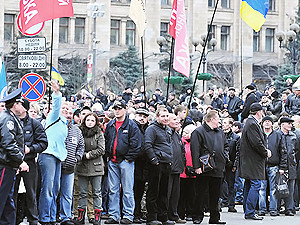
left=21, top=205, right=300, bottom=225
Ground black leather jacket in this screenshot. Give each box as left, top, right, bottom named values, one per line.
left=0, top=110, right=25, bottom=169
left=227, top=95, right=243, bottom=121
left=21, top=113, right=48, bottom=161
left=285, top=93, right=300, bottom=115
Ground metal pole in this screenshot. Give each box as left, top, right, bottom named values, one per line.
left=92, top=12, right=97, bottom=94
left=48, top=20, right=54, bottom=113
left=141, top=37, right=147, bottom=108
left=202, top=54, right=206, bottom=92
left=165, top=38, right=175, bottom=105
left=292, top=41, right=297, bottom=74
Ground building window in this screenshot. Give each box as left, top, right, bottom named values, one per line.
left=111, top=20, right=120, bottom=45
left=126, top=21, right=135, bottom=46
left=221, top=26, right=230, bottom=50
left=161, top=0, right=169, bottom=5
left=160, top=22, right=169, bottom=37
left=59, top=18, right=69, bottom=43
left=4, top=14, right=14, bottom=41
left=75, top=18, right=85, bottom=44
left=253, top=31, right=260, bottom=52
left=208, top=0, right=215, bottom=7
left=265, top=28, right=274, bottom=52
left=221, top=0, right=230, bottom=8
left=269, top=0, right=275, bottom=11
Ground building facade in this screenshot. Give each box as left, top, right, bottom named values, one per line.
left=0, top=0, right=298, bottom=94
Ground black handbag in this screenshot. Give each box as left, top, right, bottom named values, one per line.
left=275, top=171, right=289, bottom=198
left=199, top=152, right=215, bottom=173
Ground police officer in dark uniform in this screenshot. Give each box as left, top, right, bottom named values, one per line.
left=0, top=88, right=27, bottom=225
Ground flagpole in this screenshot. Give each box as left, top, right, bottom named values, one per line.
left=141, top=36, right=147, bottom=109
left=48, top=19, right=54, bottom=112
left=165, top=37, right=175, bottom=106
left=181, top=0, right=219, bottom=134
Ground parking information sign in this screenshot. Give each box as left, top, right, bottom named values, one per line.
left=18, top=54, right=47, bottom=69
left=17, top=37, right=46, bottom=53
left=19, top=73, right=46, bottom=101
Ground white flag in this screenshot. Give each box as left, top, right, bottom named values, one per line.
left=129, top=0, right=147, bottom=37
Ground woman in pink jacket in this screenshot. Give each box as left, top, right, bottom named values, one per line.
left=178, top=124, right=197, bottom=221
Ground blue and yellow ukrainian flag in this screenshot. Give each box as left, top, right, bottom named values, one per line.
left=51, top=66, right=65, bottom=86
left=0, top=61, right=8, bottom=100
left=241, top=0, right=269, bottom=32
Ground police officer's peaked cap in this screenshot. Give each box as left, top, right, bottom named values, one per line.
left=1, top=88, right=23, bottom=105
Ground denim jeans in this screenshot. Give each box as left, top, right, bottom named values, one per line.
left=108, top=160, right=135, bottom=221
left=78, top=175, right=102, bottom=210
left=234, top=171, right=244, bottom=203
left=38, top=153, right=61, bottom=222
left=284, top=179, right=295, bottom=212
left=243, top=179, right=261, bottom=217
left=259, top=166, right=278, bottom=213
left=60, top=172, right=74, bottom=222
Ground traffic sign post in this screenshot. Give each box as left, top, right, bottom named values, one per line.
left=18, top=54, right=47, bottom=69
left=19, top=73, right=46, bottom=101
left=17, top=37, right=46, bottom=53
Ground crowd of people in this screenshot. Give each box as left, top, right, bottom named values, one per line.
left=0, top=77, right=299, bottom=225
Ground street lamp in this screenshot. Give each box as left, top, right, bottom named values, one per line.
left=156, top=36, right=182, bottom=94
left=87, top=1, right=105, bottom=94
left=276, top=23, right=300, bottom=75
left=192, top=34, right=217, bottom=92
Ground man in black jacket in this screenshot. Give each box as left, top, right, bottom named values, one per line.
left=225, top=87, right=242, bottom=121
left=13, top=99, right=48, bottom=225
left=241, top=85, right=258, bottom=121
left=258, top=116, right=287, bottom=217
left=279, top=117, right=299, bottom=216
left=104, top=101, right=142, bottom=224
left=133, top=108, right=149, bottom=224
left=0, top=89, right=26, bottom=225
left=145, top=107, right=174, bottom=225
left=239, top=103, right=271, bottom=220
left=167, top=114, right=186, bottom=223
left=221, top=117, right=240, bottom=213
left=285, top=79, right=300, bottom=115
left=190, top=110, right=229, bottom=224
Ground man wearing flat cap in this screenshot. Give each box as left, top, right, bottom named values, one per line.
left=133, top=108, right=149, bottom=223
left=0, top=88, right=27, bottom=225
left=241, top=85, right=258, bottom=121
left=225, top=87, right=242, bottom=121
left=239, top=103, right=271, bottom=220
left=258, top=116, right=287, bottom=217
left=279, top=117, right=299, bottom=216
left=104, top=100, right=142, bottom=224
